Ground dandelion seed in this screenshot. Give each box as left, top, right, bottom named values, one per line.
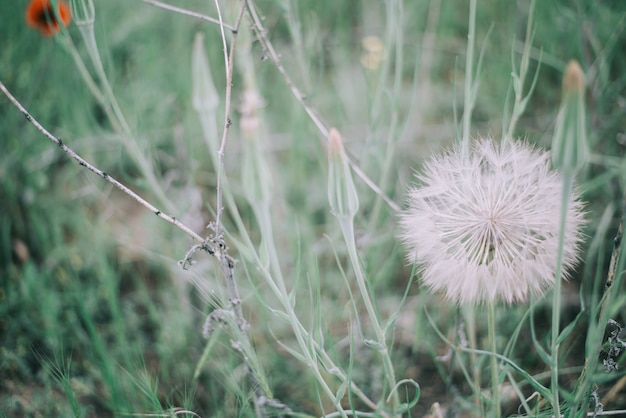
left=26, top=0, right=72, bottom=37
left=399, top=139, right=585, bottom=305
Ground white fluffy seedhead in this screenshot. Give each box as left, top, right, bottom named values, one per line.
left=399, top=139, right=585, bottom=305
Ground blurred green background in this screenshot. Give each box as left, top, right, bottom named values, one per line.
left=1, top=0, right=625, bottom=416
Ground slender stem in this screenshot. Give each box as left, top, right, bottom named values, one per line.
left=504, top=0, right=537, bottom=142
left=142, top=0, right=236, bottom=30
left=213, top=0, right=246, bottom=236
left=487, top=303, right=501, bottom=418
left=461, top=0, right=477, bottom=155
left=368, top=0, right=403, bottom=226
left=463, top=306, right=482, bottom=413
left=252, top=208, right=349, bottom=418
left=550, top=175, right=573, bottom=416
left=338, top=218, right=399, bottom=415
left=253, top=204, right=387, bottom=416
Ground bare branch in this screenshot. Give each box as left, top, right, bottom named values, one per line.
left=142, top=0, right=235, bottom=32
left=0, top=81, right=206, bottom=244
left=213, top=1, right=247, bottom=234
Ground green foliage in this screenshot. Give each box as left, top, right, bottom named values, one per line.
left=1, top=0, right=626, bottom=416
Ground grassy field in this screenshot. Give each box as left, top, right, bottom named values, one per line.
left=1, top=0, right=626, bottom=416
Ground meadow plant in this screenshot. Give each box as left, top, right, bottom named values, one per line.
left=3, top=0, right=626, bottom=417
left=399, top=138, right=586, bottom=305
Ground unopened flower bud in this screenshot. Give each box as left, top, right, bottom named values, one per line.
left=552, top=60, right=588, bottom=173
left=70, top=0, right=94, bottom=27
left=327, top=128, right=359, bottom=219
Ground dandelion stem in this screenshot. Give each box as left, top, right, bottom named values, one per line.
left=487, top=303, right=501, bottom=418
left=550, top=175, right=573, bottom=416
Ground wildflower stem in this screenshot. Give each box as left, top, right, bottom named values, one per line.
left=368, top=0, right=403, bottom=227
left=461, top=0, right=477, bottom=155
left=59, top=36, right=106, bottom=109
left=550, top=175, right=573, bottom=416
left=425, top=307, right=553, bottom=403
left=487, top=303, right=501, bottom=418
left=249, top=179, right=383, bottom=416
left=463, top=307, right=483, bottom=413
left=504, top=0, right=539, bottom=142
left=262, top=219, right=350, bottom=418
left=338, top=218, right=400, bottom=415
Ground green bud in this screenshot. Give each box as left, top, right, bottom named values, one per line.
left=70, top=0, right=95, bottom=27
left=327, top=128, right=359, bottom=219
left=552, top=60, right=588, bottom=172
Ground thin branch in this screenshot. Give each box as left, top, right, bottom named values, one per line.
left=245, top=0, right=327, bottom=136
left=214, top=0, right=247, bottom=235
left=142, top=0, right=236, bottom=32
left=0, top=81, right=205, bottom=244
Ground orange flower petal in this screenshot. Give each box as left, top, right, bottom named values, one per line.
left=25, top=0, right=72, bottom=37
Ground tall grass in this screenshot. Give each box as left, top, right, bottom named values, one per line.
left=1, top=0, right=626, bottom=417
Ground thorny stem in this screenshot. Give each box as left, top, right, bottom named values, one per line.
left=0, top=81, right=204, bottom=244
left=244, top=0, right=401, bottom=213
left=214, top=0, right=246, bottom=236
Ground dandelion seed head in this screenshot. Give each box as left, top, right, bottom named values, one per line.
left=399, top=139, right=585, bottom=305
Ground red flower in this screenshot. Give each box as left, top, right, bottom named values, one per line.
left=25, top=0, right=72, bottom=37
